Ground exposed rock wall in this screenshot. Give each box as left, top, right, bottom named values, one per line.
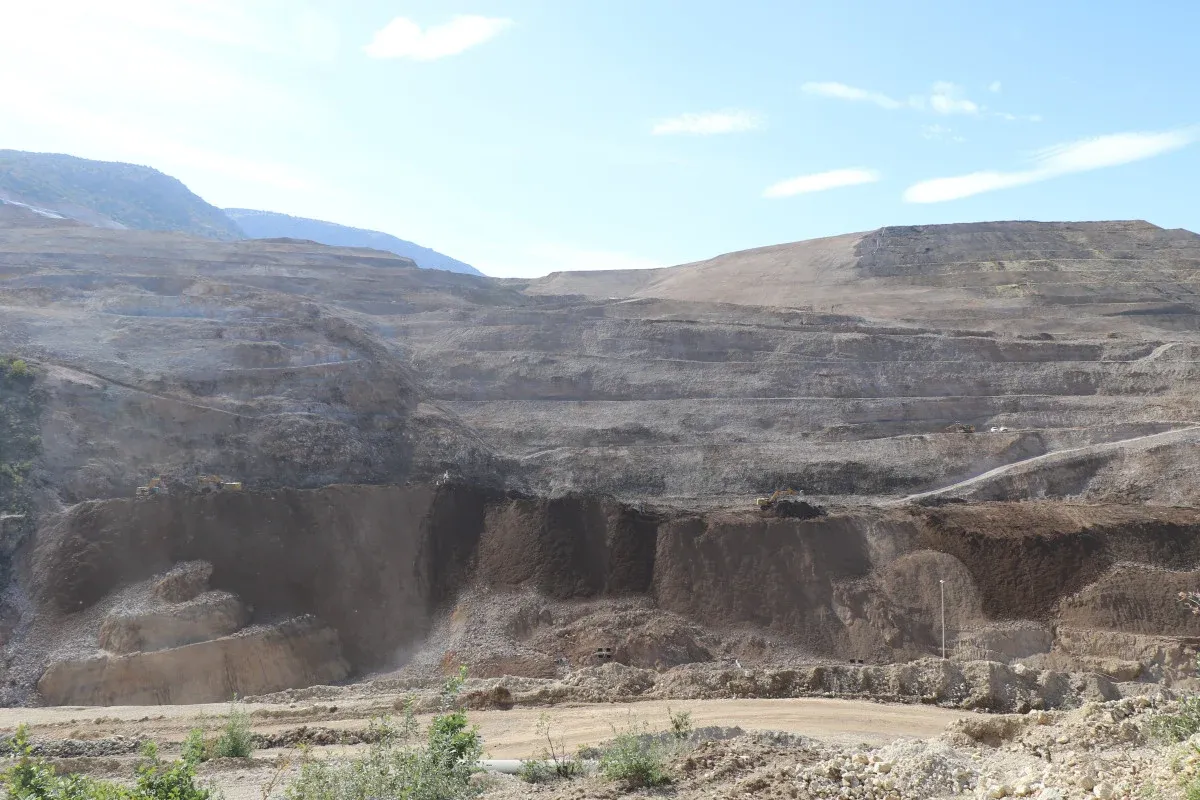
left=22, top=486, right=1200, bottom=700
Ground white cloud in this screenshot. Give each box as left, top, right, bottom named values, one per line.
left=801, top=82, right=903, bottom=110
left=0, top=83, right=313, bottom=192
left=922, top=124, right=965, bottom=143
left=929, top=82, right=979, bottom=115
left=904, top=127, right=1198, bottom=203
left=0, top=1, right=318, bottom=202
left=802, top=79, right=1035, bottom=121
left=763, top=168, right=881, bottom=198
left=651, top=110, right=763, bottom=135
left=363, top=15, right=512, bottom=60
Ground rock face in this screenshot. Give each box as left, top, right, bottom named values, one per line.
left=4, top=214, right=1200, bottom=504
left=38, top=616, right=349, bottom=705
left=98, top=591, right=248, bottom=654
left=15, top=486, right=1200, bottom=703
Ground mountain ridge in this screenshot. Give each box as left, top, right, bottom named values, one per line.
left=225, top=208, right=483, bottom=276
left=0, top=150, right=480, bottom=275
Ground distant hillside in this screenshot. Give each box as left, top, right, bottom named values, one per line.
left=226, top=209, right=482, bottom=275
left=0, top=150, right=243, bottom=240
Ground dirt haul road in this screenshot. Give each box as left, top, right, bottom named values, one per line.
left=0, top=697, right=964, bottom=758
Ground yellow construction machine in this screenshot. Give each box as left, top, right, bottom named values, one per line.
left=196, top=475, right=243, bottom=493
left=756, top=488, right=799, bottom=509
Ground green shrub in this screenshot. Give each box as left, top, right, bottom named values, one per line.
left=598, top=721, right=671, bottom=789
left=1148, top=696, right=1200, bottom=742
left=516, top=760, right=560, bottom=784
left=0, top=725, right=216, bottom=800
left=284, top=668, right=480, bottom=800
left=7, top=360, right=28, bottom=378
left=210, top=700, right=255, bottom=759
left=517, top=714, right=584, bottom=784
left=134, top=741, right=215, bottom=800
left=668, top=708, right=693, bottom=741
left=182, top=728, right=209, bottom=765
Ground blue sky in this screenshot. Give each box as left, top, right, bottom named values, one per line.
left=2, top=1, right=1198, bottom=277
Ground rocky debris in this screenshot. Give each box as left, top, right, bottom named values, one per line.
left=799, top=739, right=979, bottom=798
left=0, top=734, right=145, bottom=757
left=253, top=726, right=388, bottom=749
left=461, top=686, right=515, bottom=711
left=98, top=590, right=248, bottom=654
left=766, top=498, right=827, bottom=520
left=352, top=659, right=1145, bottom=717
left=152, top=561, right=213, bottom=604
left=39, top=615, right=349, bottom=705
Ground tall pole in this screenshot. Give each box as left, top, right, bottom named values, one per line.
left=940, top=579, right=946, bottom=660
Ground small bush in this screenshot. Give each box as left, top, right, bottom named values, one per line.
left=211, top=700, right=255, bottom=759
left=517, top=759, right=558, bottom=784
left=668, top=708, right=693, bottom=741
left=0, top=725, right=216, bottom=800
left=1148, top=696, right=1200, bottom=742
left=8, top=359, right=29, bottom=378
left=182, top=728, right=209, bottom=765
left=285, top=668, right=480, bottom=800
left=135, top=741, right=216, bottom=800
left=598, top=721, right=671, bottom=789
left=518, top=714, right=584, bottom=784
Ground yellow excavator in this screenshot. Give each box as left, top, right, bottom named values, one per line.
left=196, top=474, right=243, bottom=493
left=756, top=488, right=799, bottom=510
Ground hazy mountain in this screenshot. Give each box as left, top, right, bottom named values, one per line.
left=225, top=208, right=483, bottom=276
left=0, top=150, right=243, bottom=240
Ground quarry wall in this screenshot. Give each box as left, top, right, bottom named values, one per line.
left=25, top=485, right=1200, bottom=686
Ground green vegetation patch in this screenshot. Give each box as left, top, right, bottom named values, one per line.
left=0, top=356, right=41, bottom=521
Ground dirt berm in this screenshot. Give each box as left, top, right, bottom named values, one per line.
left=15, top=484, right=1200, bottom=705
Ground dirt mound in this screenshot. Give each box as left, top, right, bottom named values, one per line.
left=151, top=561, right=212, bottom=603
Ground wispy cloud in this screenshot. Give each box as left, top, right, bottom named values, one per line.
left=922, top=124, right=965, bottom=143
left=989, top=81, right=1003, bottom=93
left=904, top=128, right=1198, bottom=203
left=363, top=15, right=512, bottom=60
left=651, top=110, right=763, bottom=135
left=803, top=79, right=1035, bottom=121
left=927, top=81, right=979, bottom=115
left=763, top=168, right=881, bottom=198
left=801, top=82, right=903, bottom=110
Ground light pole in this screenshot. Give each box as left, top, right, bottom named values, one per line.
left=939, top=579, right=946, bottom=660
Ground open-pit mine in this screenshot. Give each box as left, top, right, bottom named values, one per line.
left=3, top=205, right=1200, bottom=797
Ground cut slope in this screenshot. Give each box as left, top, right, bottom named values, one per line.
left=226, top=208, right=482, bottom=275
left=0, top=150, right=243, bottom=239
